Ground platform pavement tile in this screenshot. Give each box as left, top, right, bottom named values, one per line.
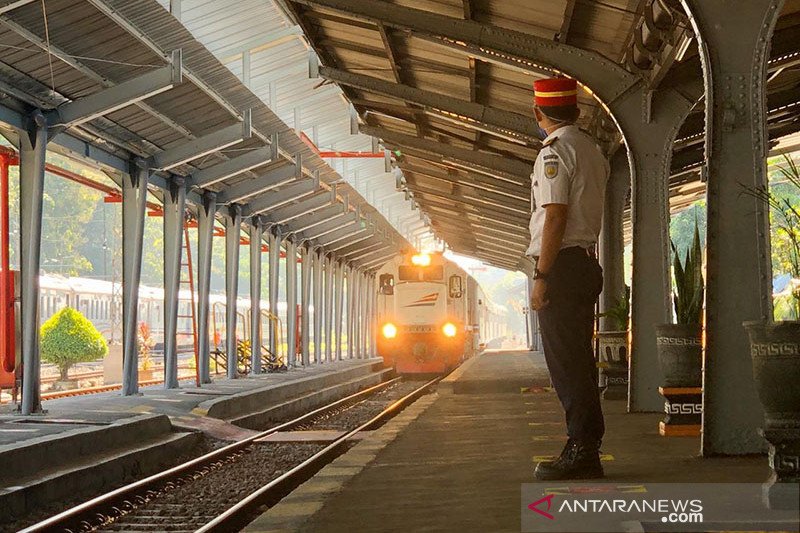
left=314, top=466, right=365, bottom=476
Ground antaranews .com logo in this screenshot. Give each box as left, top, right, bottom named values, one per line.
left=521, top=483, right=800, bottom=533
left=528, top=491, right=703, bottom=524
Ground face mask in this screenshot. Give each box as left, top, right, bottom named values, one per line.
left=537, top=127, right=548, bottom=140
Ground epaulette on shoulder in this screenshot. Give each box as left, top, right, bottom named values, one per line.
left=541, top=136, right=559, bottom=148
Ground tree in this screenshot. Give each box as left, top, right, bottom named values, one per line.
left=40, top=307, right=108, bottom=380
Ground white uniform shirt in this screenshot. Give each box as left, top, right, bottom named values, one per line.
left=526, top=124, right=610, bottom=257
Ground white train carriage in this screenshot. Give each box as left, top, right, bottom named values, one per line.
left=375, top=251, right=485, bottom=374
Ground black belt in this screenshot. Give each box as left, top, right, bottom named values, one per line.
left=532, top=246, right=595, bottom=262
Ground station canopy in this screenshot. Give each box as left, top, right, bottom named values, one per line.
left=273, top=0, right=800, bottom=270
left=0, top=0, right=419, bottom=270
left=1, top=0, right=800, bottom=271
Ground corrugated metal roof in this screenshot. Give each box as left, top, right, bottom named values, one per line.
left=158, top=0, right=431, bottom=250
left=0, top=0, right=414, bottom=267
left=275, top=0, right=800, bottom=271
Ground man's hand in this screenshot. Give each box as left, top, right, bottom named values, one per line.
left=531, top=278, right=549, bottom=310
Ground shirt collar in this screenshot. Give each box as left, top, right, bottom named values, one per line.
left=542, top=124, right=577, bottom=145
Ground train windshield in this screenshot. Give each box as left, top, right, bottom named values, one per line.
left=398, top=265, right=444, bottom=281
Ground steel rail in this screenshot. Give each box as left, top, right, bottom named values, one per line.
left=198, top=376, right=440, bottom=532
left=20, top=375, right=403, bottom=533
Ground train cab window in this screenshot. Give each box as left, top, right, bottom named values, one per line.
left=398, top=265, right=444, bottom=281
left=379, top=274, right=395, bottom=295
left=449, top=275, right=463, bottom=298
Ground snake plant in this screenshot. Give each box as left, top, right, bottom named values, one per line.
left=672, top=221, right=704, bottom=325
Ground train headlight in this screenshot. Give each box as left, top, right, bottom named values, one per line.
left=382, top=323, right=398, bottom=339
left=411, top=253, right=431, bottom=266
left=442, top=322, right=457, bottom=338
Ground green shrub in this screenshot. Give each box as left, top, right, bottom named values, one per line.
left=41, top=307, right=108, bottom=380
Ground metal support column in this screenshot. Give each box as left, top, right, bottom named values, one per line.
left=224, top=206, right=242, bottom=379
left=361, top=272, right=369, bottom=358
left=300, top=244, right=311, bottom=365
left=196, top=193, right=216, bottom=384
left=617, top=89, right=700, bottom=412
left=524, top=275, right=537, bottom=350
left=121, top=160, right=149, bottom=395
left=19, top=111, right=47, bottom=415
left=599, top=151, right=630, bottom=332
left=346, top=265, right=355, bottom=359
left=249, top=217, right=263, bottom=375
left=334, top=260, right=344, bottom=360
left=285, top=238, right=298, bottom=367
left=324, top=254, right=334, bottom=362
left=312, top=249, right=324, bottom=362
left=682, top=0, right=781, bottom=454
left=353, top=269, right=362, bottom=358
left=268, top=228, right=280, bottom=358
left=162, top=178, right=187, bottom=389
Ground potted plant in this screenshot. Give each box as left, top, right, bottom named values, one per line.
left=137, top=322, right=156, bottom=381
left=41, top=307, right=108, bottom=390
left=596, top=286, right=630, bottom=400
left=742, top=153, right=800, bottom=508
left=656, top=223, right=704, bottom=389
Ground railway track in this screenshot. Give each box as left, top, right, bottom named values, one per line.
left=20, top=376, right=438, bottom=533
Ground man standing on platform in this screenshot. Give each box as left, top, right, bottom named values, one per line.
left=527, top=77, right=609, bottom=480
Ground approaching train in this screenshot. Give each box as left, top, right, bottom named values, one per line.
left=36, top=258, right=505, bottom=368
left=375, top=251, right=496, bottom=374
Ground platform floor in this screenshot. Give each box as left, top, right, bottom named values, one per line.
left=0, top=358, right=381, bottom=448
left=247, top=350, right=772, bottom=533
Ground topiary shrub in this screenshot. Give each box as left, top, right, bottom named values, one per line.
left=41, top=307, right=108, bottom=380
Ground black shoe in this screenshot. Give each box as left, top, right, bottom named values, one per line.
left=534, top=440, right=604, bottom=480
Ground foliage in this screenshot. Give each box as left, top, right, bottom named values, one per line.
left=40, top=307, right=108, bottom=380
left=671, top=219, right=704, bottom=326
left=743, top=153, right=800, bottom=317
left=598, top=285, right=630, bottom=331
left=670, top=201, right=706, bottom=259
left=137, top=322, right=155, bottom=371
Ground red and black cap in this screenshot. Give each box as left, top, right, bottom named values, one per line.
left=533, top=77, right=578, bottom=107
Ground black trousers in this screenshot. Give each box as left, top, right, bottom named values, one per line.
left=537, top=247, right=605, bottom=443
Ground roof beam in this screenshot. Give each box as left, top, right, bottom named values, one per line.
left=357, top=247, right=399, bottom=268
left=189, top=145, right=275, bottom=189
left=327, top=227, right=376, bottom=251
left=291, top=0, right=638, bottom=101
left=0, top=0, right=37, bottom=14
left=407, top=182, right=529, bottom=215
left=401, top=160, right=528, bottom=199
left=339, top=238, right=388, bottom=259
left=313, top=223, right=367, bottom=247
left=315, top=64, right=539, bottom=142
left=425, top=207, right=526, bottom=235
left=0, top=16, right=194, bottom=139
left=432, top=219, right=528, bottom=248
left=289, top=203, right=345, bottom=233
left=301, top=211, right=359, bottom=239
left=151, top=116, right=253, bottom=171
left=244, top=175, right=320, bottom=216
left=265, top=190, right=334, bottom=224
left=48, top=51, right=183, bottom=128
left=360, top=125, right=532, bottom=178
left=414, top=192, right=529, bottom=223
left=346, top=243, right=394, bottom=262
left=444, top=233, right=524, bottom=259
left=216, top=154, right=299, bottom=204
left=556, top=0, right=577, bottom=43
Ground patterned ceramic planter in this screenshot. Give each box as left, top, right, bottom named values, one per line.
left=744, top=320, right=800, bottom=509
left=596, top=331, right=628, bottom=400
left=655, top=324, right=702, bottom=388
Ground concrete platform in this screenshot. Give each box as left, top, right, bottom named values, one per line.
left=246, top=350, right=773, bottom=533
left=0, top=358, right=387, bottom=523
